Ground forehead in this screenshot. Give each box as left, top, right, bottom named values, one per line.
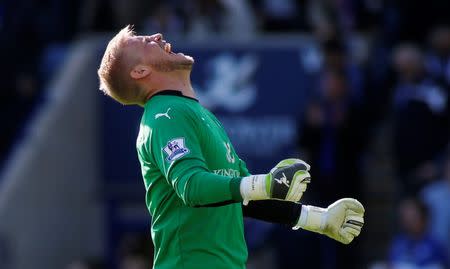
left=124, top=36, right=144, bottom=46
left=125, top=33, right=161, bottom=45
left=120, top=34, right=163, bottom=62
left=124, top=35, right=156, bottom=52
left=120, top=36, right=146, bottom=56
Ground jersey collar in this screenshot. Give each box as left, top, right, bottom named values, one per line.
left=150, top=90, right=199, bottom=102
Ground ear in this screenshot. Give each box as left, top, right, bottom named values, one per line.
left=130, top=65, right=151, bottom=79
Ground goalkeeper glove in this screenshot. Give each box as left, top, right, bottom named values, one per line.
left=240, top=158, right=311, bottom=205
left=293, top=198, right=365, bottom=244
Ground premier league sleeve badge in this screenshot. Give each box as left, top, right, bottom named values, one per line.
left=163, top=137, right=190, bottom=162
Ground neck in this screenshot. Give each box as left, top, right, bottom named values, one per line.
left=139, top=70, right=195, bottom=106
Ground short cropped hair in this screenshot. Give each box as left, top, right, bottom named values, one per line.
left=97, top=25, right=137, bottom=100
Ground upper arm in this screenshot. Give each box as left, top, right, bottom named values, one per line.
left=141, top=105, right=243, bottom=206
left=147, top=106, right=208, bottom=187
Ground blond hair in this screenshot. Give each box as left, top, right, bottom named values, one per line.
left=97, top=25, right=137, bottom=101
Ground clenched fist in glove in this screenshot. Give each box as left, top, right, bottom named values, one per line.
left=293, top=198, right=365, bottom=244
left=240, top=159, right=311, bottom=205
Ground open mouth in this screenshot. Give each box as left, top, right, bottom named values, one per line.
left=163, top=42, right=174, bottom=54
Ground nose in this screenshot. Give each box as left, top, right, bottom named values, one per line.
left=152, top=33, right=163, bottom=41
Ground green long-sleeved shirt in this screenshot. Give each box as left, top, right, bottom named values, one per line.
left=136, top=91, right=249, bottom=269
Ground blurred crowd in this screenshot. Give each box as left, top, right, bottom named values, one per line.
left=1, top=0, right=449, bottom=268
left=66, top=233, right=154, bottom=269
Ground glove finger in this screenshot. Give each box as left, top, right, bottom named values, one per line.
left=290, top=184, right=305, bottom=202
left=297, top=159, right=311, bottom=171
left=342, top=226, right=361, bottom=237
left=286, top=171, right=310, bottom=202
left=273, top=159, right=310, bottom=171
left=342, top=222, right=362, bottom=232
left=338, top=230, right=354, bottom=244
left=347, top=209, right=365, bottom=218
left=282, top=158, right=311, bottom=171
left=293, top=171, right=311, bottom=184
left=338, top=214, right=362, bottom=243
left=344, top=212, right=364, bottom=229
left=287, top=182, right=307, bottom=202
left=338, top=199, right=365, bottom=214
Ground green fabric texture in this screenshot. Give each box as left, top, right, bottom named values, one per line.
left=136, top=94, right=249, bottom=269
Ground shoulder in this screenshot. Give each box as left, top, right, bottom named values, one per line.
left=142, top=98, right=198, bottom=128
left=136, top=101, right=193, bottom=155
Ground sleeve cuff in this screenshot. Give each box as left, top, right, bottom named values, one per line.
left=229, top=177, right=243, bottom=202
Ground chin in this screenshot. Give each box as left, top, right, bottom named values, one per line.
left=178, top=53, right=194, bottom=64
left=185, top=54, right=194, bottom=62
left=176, top=54, right=194, bottom=69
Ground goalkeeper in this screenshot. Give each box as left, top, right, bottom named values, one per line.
left=98, top=26, right=365, bottom=269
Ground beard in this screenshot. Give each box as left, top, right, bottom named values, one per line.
left=151, top=55, right=194, bottom=72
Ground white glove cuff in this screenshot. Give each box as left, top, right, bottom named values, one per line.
left=240, top=174, right=267, bottom=205
left=293, top=205, right=326, bottom=232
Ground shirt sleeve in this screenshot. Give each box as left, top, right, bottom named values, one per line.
left=147, top=106, right=242, bottom=206
left=242, top=200, right=302, bottom=226
left=238, top=158, right=251, bottom=177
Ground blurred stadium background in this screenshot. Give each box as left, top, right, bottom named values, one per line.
left=0, top=0, right=449, bottom=269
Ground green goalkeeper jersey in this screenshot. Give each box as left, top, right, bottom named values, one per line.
left=136, top=91, right=249, bottom=269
